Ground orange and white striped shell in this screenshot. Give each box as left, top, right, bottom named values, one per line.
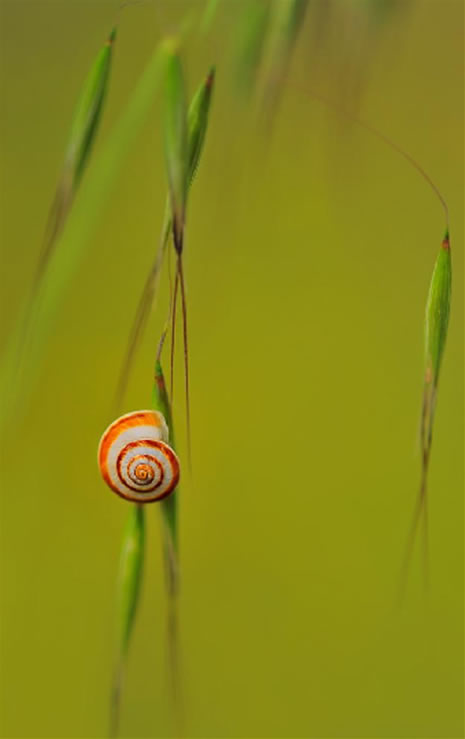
left=98, top=410, right=180, bottom=503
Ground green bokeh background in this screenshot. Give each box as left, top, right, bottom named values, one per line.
left=0, top=1, right=463, bottom=737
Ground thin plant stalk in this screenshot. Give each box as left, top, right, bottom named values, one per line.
left=152, top=359, right=182, bottom=731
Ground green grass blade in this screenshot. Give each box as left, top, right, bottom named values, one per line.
left=163, top=44, right=188, bottom=255
left=111, top=504, right=145, bottom=737
left=187, top=67, right=215, bottom=183
left=0, top=40, right=168, bottom=433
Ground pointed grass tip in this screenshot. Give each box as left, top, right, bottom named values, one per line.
left=206, top=66, right=216, bottom=88
left=107, top=27, right=117, bottom=46
left=442, top=229, right=450, bottom=249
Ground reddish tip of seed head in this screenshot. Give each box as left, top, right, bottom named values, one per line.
left=442, top=229, right=450, bottom=249
left=107, top=27, right=117, bottom=46
left=206, top=67, right=215, bottom=89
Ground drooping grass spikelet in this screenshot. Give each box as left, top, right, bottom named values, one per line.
left=111, top=504, right=145, bottom=737
left=114, top=67, right=215, bottom=411
left=297, top=87, right=452, bottom=592
left=162, top=50, right=213, bottom=466
left=401, top=231, right=452, bottom=594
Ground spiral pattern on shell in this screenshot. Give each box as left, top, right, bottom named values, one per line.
left=98, top=410, right=180, bottom=503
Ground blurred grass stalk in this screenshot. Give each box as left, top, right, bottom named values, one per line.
left=0, top=36, right=169, bottom=433
left=234, top=0, right=271, bottom=97
left=261, top=0, right=308, bottom=117
left=200, top=0, right=221, bottom=34
left=35, top=27, right=116, bottom=290
left=0, top=26, right=116, bottom=433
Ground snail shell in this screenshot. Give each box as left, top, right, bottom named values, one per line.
left=98, top=410, right=180, bottom=503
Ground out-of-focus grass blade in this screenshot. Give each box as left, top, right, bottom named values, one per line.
left=402, top=231, right=452, bottom=593
left=261, top=0, right=308, bottom=118
left=6, top=27, right=116, bottom=426
left=163, top=44, right=188, bottom=255
left=364, top=0, right=403, bottom=23
left=67, top=27, right=117, bottom=190
left=114, top=67, right=215, bottom=410
left=235, top=0, right=271, bottom=97
left=37, top=27, right=116, bottom=281
left=0, top=40, right=168, bottom=432
left=111, top=504, right=145, bottom=737
left=200, top=0, right=221, bottom=34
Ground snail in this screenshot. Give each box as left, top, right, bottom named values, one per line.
left=98, top=410, right=180, bottom=503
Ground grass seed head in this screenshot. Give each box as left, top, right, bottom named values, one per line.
left=187, top=67, right=215, bottom=184
left=424, top=230, right=452, bottom=387
left=67, top=26, right=117, bottom=189
left=163, top=44, right=189, bottom=254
